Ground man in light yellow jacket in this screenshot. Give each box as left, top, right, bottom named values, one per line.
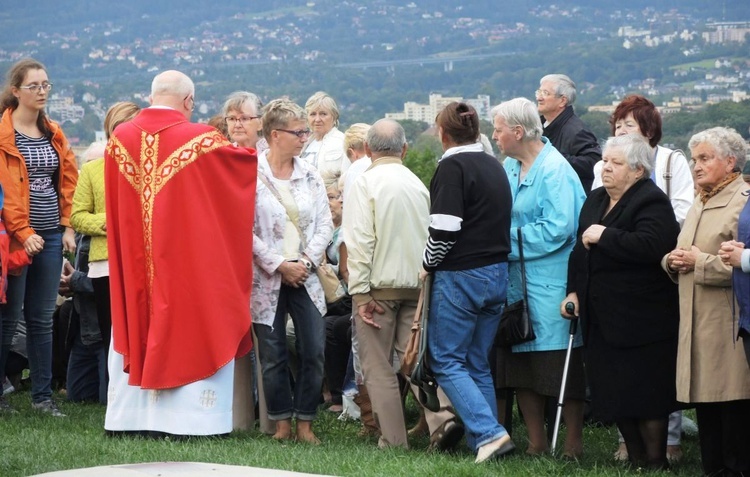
left=344, top=119, right=430, bottom=448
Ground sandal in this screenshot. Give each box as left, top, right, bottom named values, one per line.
left=428, top=419, right=464, bottom=451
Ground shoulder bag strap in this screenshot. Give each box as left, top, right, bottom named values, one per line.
left=663, top=149, right=683, bottom=199
left=517, top=227, right=528, bottom=308
left=258, top=172, right=308, bottom=251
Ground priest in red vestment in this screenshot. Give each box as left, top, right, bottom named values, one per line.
left=103, top=70, right=257, bottom=436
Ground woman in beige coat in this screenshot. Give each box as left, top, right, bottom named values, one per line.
left=662, top=126, right=750, bottom=476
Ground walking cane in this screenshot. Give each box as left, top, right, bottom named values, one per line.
left=551, top=301, right=579, bottom=455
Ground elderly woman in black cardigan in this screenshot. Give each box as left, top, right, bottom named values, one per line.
left=562, top=134, right=680, bottom=470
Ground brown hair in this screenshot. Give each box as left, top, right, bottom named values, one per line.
left=436, top=102, right=480, bottom=146
left=103, top=101, right=140, bottom=140
left=0, top=58, right=51, bottom=138
left=207, top=113, right=228, bottom=138
left=609, top=95, right=662, bottom=147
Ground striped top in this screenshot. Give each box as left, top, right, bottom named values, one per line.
left=15, top=130, right=60, bottom=231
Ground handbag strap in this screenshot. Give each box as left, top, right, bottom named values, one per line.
left=517, top=227, right=528, bottom=307
left=258, top=172, right=308, bottom=251
left=664, top=148, right=684, bottom=199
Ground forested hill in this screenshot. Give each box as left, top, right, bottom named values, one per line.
left=1, top=0, right=748, bottom=144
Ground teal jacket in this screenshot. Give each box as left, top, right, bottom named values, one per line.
left=503, top=138, right=586, bottom=352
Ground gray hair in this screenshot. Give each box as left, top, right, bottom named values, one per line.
left=603, top=134, right=654, bottom=178
left=689, top=126, right=748, bottom=173
left=540, top=73, right=577, bottom=105
left=491, top=98, right=543, bottom=141
left=222, top=91, right=263, bottom=118
left=305, top=91, right=340, bottom=127
left=261, top=99, right=306, bottom=139
left=151, top=70, right=194, bottom=98
left=366, top=119, right=406, bottom=156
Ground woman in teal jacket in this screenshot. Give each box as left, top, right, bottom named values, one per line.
left=492, top=97, right=587, bottom=458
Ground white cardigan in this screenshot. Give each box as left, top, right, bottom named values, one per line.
left=592, top=145, right=694, bottom=226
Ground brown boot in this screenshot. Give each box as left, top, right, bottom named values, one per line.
left=354, top=384, right=380, bottom=437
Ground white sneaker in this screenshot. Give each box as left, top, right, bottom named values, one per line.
left=475, top=434, right=515, bottom=463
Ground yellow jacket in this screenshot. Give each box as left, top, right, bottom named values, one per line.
left=71, top=158, right=108, bottom=262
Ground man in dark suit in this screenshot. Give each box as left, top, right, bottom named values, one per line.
left=537, top=74, right=601, bottom=193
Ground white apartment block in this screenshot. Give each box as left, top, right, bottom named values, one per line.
left=386, top=93, right=492, bottom=124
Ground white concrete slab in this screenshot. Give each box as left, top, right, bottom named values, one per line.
left=30, top=462, right=335, bottom=477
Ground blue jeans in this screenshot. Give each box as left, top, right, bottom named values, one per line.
left=428, top=262, right=509, bottom=451
left=0, top=229, right=62, bottom=403
left=254, top=285, right=325, bottom=421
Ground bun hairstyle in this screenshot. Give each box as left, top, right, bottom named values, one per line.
left=436, top=102, right=480, bottom=145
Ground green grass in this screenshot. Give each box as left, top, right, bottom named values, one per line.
left=0, top=390, right=702, bottom=477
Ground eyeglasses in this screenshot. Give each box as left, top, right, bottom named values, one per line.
left=276, top=128, right=311, bottom=139
left=19, top=83, right=53, bottom=94
left=535, top=89, right=558, bottom=98
left=225, top=116, right=260, bottom=126
left=183, top=94, right=195, bottom=112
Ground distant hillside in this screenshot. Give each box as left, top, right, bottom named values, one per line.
left=1, top=0, right=748, bottom=146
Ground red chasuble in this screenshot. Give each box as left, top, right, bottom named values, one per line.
left=105, top=107, right=256, bottom=389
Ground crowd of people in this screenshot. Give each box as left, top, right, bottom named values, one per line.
left=1, top=58, right=749, bottom=476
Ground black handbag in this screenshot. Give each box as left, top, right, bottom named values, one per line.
left=496, top=227, right=536, bottom=347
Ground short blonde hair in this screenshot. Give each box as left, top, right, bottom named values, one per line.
left=343, top=123, right=370, bottom=159
left=104, top=101, right=140, bottom=139
left=305, top=91, right=339, bottom=127
left=261, top=99, right=306, bottom=139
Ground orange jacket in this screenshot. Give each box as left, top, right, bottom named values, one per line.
left=0, top=108, right=78, bottom=251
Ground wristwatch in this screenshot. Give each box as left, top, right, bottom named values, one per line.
left=300, top=258, right=314, bottom=271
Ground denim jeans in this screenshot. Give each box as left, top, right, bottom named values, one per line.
left=254, top=284, right=325, bottom=421
left=0, top=229, right=62, bottom=403
left=428, top=262, right=509, bottom=451
left=66, top=327, right=107, bottom=404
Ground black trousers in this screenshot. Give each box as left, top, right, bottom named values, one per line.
left=91, top=277, right=112, bottom=352
left=695, top=400, right=750, bottom=476
left=324, top=313, right=351, bottom=405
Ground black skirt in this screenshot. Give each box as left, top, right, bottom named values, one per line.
left=585, top=320, right=677, bottom=421
left=493, top=346, right=586, bottom=400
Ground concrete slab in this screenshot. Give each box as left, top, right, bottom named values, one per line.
left=30, top=462, right=334, bottom=477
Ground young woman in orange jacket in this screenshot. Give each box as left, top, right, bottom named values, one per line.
left=0, top=58, right=78, bottom=416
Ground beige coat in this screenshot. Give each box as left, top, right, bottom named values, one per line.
left=662, top=175, right=750, bottom=403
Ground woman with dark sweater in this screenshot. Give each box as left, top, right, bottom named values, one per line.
left=422, top=102, right=514, bottom=463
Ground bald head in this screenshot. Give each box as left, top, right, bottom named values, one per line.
left=365, top=119, right=407, bottom=159
left=150, top=70, right=195, bottom=117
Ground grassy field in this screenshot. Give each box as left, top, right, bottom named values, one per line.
left=0, top=389, right=703, bottom=477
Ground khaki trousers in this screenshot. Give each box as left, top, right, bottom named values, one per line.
left=356, top=299, right=416, bottom=448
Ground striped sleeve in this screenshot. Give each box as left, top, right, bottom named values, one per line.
left=423, top=213, right=462, bottom=270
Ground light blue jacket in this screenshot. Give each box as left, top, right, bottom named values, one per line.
left=503, top=138, right=586, bottom=352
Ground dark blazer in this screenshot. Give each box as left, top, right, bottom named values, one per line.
left=543, top=105, right=601, bottom=193
left=567, top=179, right=680, bottom=348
